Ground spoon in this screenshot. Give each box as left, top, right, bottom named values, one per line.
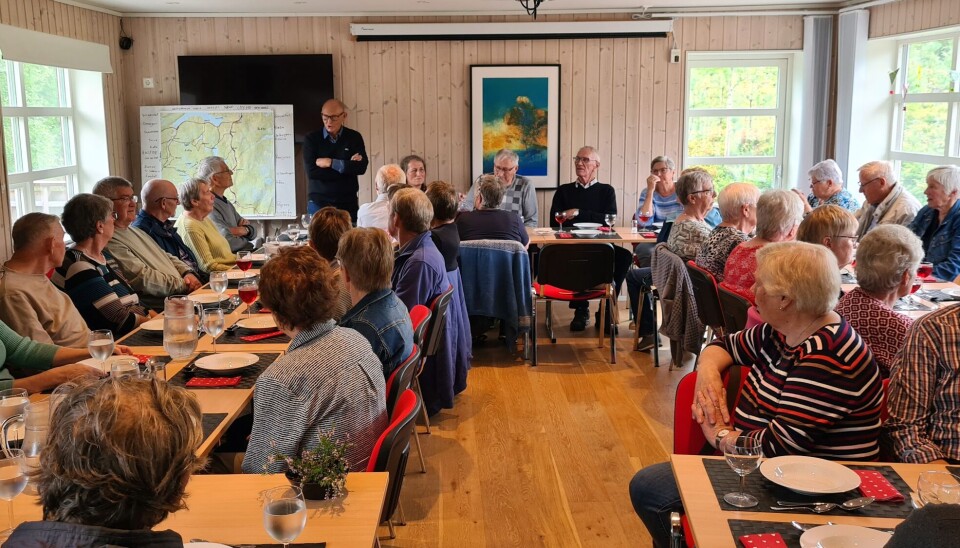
left=773, top=496, right=875, bottom=513
left=791, top=521, right=811, bottom=532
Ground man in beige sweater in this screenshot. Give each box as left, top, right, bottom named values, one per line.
left=93, top=177, right=202, bottom=311
left=0, top=213, right=89, bottom=347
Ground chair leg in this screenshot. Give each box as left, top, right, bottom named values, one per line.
left=531, top=296, right=539, bottom=366
left=413, top=377, right=431, bottom=434
left=598, top=298, right=606, bottom=348
left=652, top=291, right=660, bottom=368
left=546, top=301, right=555, bottom=343
left=411, top=427, right=426, bottom=473
left=397, top=500, right=407, bottom=526
left=609, top=295, right=617, bottom=364
left=387, top=519, right=396, bottom=539
left=375, top=536, right=381, bottom=548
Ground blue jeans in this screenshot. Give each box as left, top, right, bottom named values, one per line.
left=626, top=267, right=655, bottom=336
left=629, top=461, right=684, bottom=548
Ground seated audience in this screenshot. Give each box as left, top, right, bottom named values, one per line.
left=175, top=178, right=236, bottom=273
left=695, top=183, right=759, bottom=281
left=93, top=176, right=202, bottom=311
left=6, top=376, right=202, bottom=546
left=400, top=154, right=427, bottom=191
left=665, top=169, right=715, bottom=261
left=358, top=164, right=406, bottom=230
left=242, top=247, right=387, bottom=474
left=54, top=194, right=154, bottom=337
left=197, top=156, right=258, bottom=252
left=855, top=160, right=921, bottom=239
left=307, top=207, right=353, bottom=321
left=630, top=242, right=882, bottom=547
left=390, top=188, right=470, bottom=415
left=0, top=213, right=89, bottom=347
left=132, top=178, right=206, bottom=278
left=720, top=189, right=804, bottom=302
left=463, top=149, right=538, bottom=227
left=909, top=165, right=960, bottom=282
left=796, top=204, right=859, bottom=269
left=338, top=228, right=414, bottom=378
left=836, top=225, right=922, bottom=377
left=456, top=174, right=529, bottom=245
left=794, top=159, right=858, bottom=214
left=636, top=156, right=721, bottom=226
left=426, top=180, right=462, bottom=272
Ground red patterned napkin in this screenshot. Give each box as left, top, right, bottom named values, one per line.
left=557, top=232, right=574, bottom=239
left=185, top=376, right=241, bottom=388
left=739, top=533, right=787, bottom=547
left=855, top=470, right=904, bottom=501
left=641, top=231, right=657, bottom=238
left=599, top=226, right=611, bottom=233
left=135, top=354, right=151, bottom=365
left=240, top=330, right=284, bottom=342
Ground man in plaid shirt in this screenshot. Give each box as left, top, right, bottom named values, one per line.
left=462, top=149, right=538, bottom=227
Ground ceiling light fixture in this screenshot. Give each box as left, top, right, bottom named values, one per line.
left=517, top=0, right=545, bottom=19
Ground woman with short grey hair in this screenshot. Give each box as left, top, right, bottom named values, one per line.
left=695, top=182, right=760, bottom=281
left=665, top=169, right=715, bottom=261
left=909, top=164, right=960, bottom=282
left=836, top=224, right=923, bottom=376
left=174, top=177, right=236, bottom=273
left=793, top=159, right=858, bottom=214
left=720, top=189, right=804, bottom=302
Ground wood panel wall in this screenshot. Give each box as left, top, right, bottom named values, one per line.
left=870, top=0, right=960, bottom=38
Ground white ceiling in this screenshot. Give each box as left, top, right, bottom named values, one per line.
left=61, top=0, right=870, bottom=17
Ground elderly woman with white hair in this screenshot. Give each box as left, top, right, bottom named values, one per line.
left=720, top=189, right=805, bottom=302
left=793, top=159, right=858, bottom=214
left=174, top=177, right=236, bottom=273
left=358, top=163, right=406, bottom=231
left=630, top=242, right=882, bottom=548
left=665, top=169, right=716, bottom=260
left=636, top=156, right=721, bottom=226
left=909, top=165, right=960, bottom=281
left=695, top=182, right=760, bottom=281
left=835, top=224, right=923, bottom=377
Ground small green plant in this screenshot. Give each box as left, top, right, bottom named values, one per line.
left=266, top=433, right=350, bottom=499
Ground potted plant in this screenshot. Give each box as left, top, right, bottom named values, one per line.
left=265, top=433, right=350, bottom=500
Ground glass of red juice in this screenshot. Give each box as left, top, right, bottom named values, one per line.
left=238, top=278, right=259, bottom=318
left=918, top=262, right=934, bottom=280
left=236, top=251, right=252, bottom=272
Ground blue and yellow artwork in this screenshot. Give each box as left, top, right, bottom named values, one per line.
left=481, top=77, right=549, bottom=176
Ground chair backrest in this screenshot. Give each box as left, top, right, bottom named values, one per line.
left=384, top=344, right=421, bottom=415
left=673, top=366, right=749, bottom=455
left=657, top=221, right=674, bottom=244
left=536, top=243, right=615, bottom=290
left=686, top=260, right=726, bottom=332
left=880, top=377, right=891, bottom=423
left=367, top=389, right=421, bottom=523
left=409, top=305, right=432, bottom=349
left=717, top=285, right=751, bottom=333
left=423, top=285, right=455, bottom=359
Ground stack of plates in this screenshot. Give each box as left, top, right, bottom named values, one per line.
left=573, top=222, right=602, bottom=229
left=571, top=229, right=601, bottom=237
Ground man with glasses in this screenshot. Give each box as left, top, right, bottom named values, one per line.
left=92, top=176, right=202, bottom=311
left=133, top=178, right=204, bottom=278
left=854, top=160, right=920, bottom=240
left=197, top=155, right=258, bottom=253
left=462, top=148, right=538, bottom=227
left=303, top=98, right=369, bottom=222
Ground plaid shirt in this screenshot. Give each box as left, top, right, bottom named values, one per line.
left=884, top=305, right=960, bottom=463
left=463, top=175, right=539, bottom=227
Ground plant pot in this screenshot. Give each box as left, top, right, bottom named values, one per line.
left=285, top=470, right=338, bottom=500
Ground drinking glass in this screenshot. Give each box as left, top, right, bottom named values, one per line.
left=638, top=210, right=653, bottom=227
left=87, top=330, right=114, bottom=373
left=300, top=213, right=312, bottom=229
left=723, top=436, right=762, bottom=508
left=0, top=390, right=28, bottom=426
left=236, top=251, right=253, bottom=273
left=202, top=308, right=225, bottom=354
left=264, top=238, right=281, bottom=259
left=144, top=357, right=167, bottom=381
left=918, top=471, right=960, bottom=505
left=918, top=262, right=934, bottom=279
left=604, top=213, right=617, bottom=228
left=209, top=271, right=229, bottom=301
left=238, top=278, right=259, bottom=318
left=553, top=211, right=566, bottom=233
left=0, top=449, right=26, bottom=539
left=286, top=223, right=300, bottom=243
left=110, top=356, right=140, bottom=378
left=262, top=485, right=307, bottom=547
left=898, top=276, right=924, bottom=311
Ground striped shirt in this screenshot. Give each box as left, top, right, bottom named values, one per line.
left=242, top=321, right=388, bottom=474
left=713, top=319, right=883, bottom=460
left=52, top=248, right=146, bottom=337
left=884, top=305, right=960, bottom=463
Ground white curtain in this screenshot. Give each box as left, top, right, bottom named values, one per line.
left=0, top=23, right=112, bottom=73
left=834, top=10, right=870, bottom=185
left=798, top=15, right=834, bottom=191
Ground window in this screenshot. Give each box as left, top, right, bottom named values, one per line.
left=683, top=54, right=794, bottom=192
left=1, top=60, right=78, bottom=223
left=889, top=31, right=960, bottom=202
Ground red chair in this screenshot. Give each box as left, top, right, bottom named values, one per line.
left=409, top=305, right=431, bottom=350
left=367, top=389, right=421, bottom=540
left=385, top=344, right=421, bottom=415
left=686, top=260, right=726, bottom=341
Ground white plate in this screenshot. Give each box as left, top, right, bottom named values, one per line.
left=236, top=316, right=277, bottom=331
left=78, top=356, right=128, bottom=373
left=189, top=293, right=225, bottom=305
left=573, top=222, right=602, bottom=229
left=571, top=229, right=601, bottom=236
left=226, top=270, right=253, bottom=280
left=249, top=253, right=267, bottom=262
left=533, top=228, right=554, bottom=235
left=194, top=352, right=258, bottom=375
left=943, top=288, right=960, bottom=297
left=800, top=524, right=891, bottom=548
left=760, top=455, right=861, bottom=495
left=651, top=222, right=664, bottom=228
left=278, top=240, right=297, bottom=247
left=140, top=318, right=164, bottom=331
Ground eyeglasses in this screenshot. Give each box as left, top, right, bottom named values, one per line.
left=105, top=212, right=118, bottom=221
left=858, top=177, right=881, bottom=190
left=112, top=195, right=138, bottom=204
left=689, top=188, right=717, bottom=197
left=321, top=112, right=344, bottom=121
left=494, top=164, right=517, bottom=173
left=652, top=167, right=671, bottom=174
left=156, top=196, right=180, bottom=204
left=833, top=234, right=860, bottom=245
left=214, top=168, right=233, bottom=176
left=573, top=157, right=595, bottom=164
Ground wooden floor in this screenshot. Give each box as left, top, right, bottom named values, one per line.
left=383, top=307, right=691, bottom=547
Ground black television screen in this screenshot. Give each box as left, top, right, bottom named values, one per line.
left=178, top=54, right=334, bottom=142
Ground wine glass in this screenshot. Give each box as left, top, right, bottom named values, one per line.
left=110, top=357, right=140, bottom=378
left=300, top=213, right=312, bottom=229
left=638, top=210, right=653, bottom=227
left=553, top=211, right=567, bottom=233
left=238, top=278, right=259, bottom=319
left=0, top=449, right=26, bottom=539
left=202, top=308, right=225, bottom=354
left=287, top=223, right=300, bottom=243
left=723, top=436, right=762, bottom=508
left=236, top=251, right=253, bottom=274
left=87, top=330, right=114, bottom=373
left=918, top=471, right=960, bottom=505
left=144, top=357, right=167, bottom=381
left=918, top=262, right=934, bottom=280
left=209, top=271, right=229, bottom=302
left=262, top=485, right=307, bottom=547
left=898, top=275, right=924, bottom=311
left=604, top=213, right=617, bottom=228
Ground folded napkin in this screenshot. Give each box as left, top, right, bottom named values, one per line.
left=855, top=470, right=905, bottom=501
left=240, top=330, right=284, bottom=342
left=185, top=376, right=241, bottom=388
left=557, top=232, right=574, bottom=239
left=641, top=231, right=657, bottom=238
left=135, top=354, right=151, bottom=365
left=599, top=226, right=611, bottom=233
left=739, top=532, right=787, bottom=547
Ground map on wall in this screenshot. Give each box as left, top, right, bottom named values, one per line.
left=140, top=104, right=296, bottom=218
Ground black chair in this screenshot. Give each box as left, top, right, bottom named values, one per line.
left=685, top=261, right=726, bottom=341
left=385, top=344, right=421, bottom=415
left=718, top=285, right=751, bottom=333
left=531, top=244, right=617, bottom=366
left=411, top=285, right=454, bottom=452
left=367, top=389, right=421, bottom=540
left=657, top=221, right=674, bottom=244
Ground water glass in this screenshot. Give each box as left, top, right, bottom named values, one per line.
left=202, top=309, right=225, bottom=354
left=604, top=213, right=617, bottom=227
left=144, top=357, right=167, bottom=381
left=264, top=238, right=281, bottom=259
left=918, top=471, right=960, bottom=505
left=87, top=330, right=114, bottom=372
left=286, top=224, right=300, bottom=243
left=209, top=271, right=229, bottom=298
left=0, top=390, right=28, bottom=425
left=300, top=213, right=312, bottom=229
left=262, top=485, right=307, bottom=547
left=723, top=436, right=762, bottom=508
left=0, top=449, right=26, bottom=538
left=110, top=357, right=141, bottom=378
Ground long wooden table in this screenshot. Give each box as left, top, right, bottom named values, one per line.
left=672, top=454, right=943, bottom=548
left=11, top=472, right=388, bottom=547
left=526, top=225, right=657, bottom=246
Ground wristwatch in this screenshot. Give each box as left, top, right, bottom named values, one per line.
left=714, top=428, right=731, bottom=449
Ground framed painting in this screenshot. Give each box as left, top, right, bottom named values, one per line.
left=470, top=64, right=560, bottom=189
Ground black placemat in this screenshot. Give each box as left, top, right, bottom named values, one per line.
left=227, top=273, right=260, bottom=289
left=201, top=412, right=228, bottom=441
left=216, top=326, right=291, bottom=346
left=702, top=458, right=914, bottom=518
left=119, top=327, right=165, bottom=346
left=230, top=544, right=325, bottom=547
left=947, top=466, right=960, bottom=476
left=892, top=299, right=935, bottom=312
left=727, top=519, right=893, bottom=547
left=168, top=352, right=280, bottom=389
left=840, top=272, right=857, bottom=284
left=922, top=289, right=960, bottom=302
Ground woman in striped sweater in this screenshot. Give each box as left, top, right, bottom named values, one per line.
left=630, top=242, right=883, bottom=548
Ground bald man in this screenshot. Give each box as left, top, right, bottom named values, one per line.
left=302, top=98, right=369, bottom=222
left=131, top=178, right=206, bottom=280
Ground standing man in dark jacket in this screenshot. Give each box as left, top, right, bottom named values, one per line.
left=302, top=98, right=369, bottom=222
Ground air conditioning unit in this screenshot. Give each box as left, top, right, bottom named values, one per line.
left=349, top=20, right=673, bottom=42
